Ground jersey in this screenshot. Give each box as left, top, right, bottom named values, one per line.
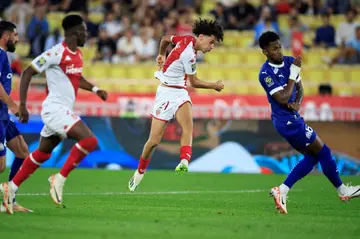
left=0, top=48, right=12, bottom=120
left=30, top=42, right=83, bottom=110
left=259, top=56, right=316, bottom=150
left=259, top=56, right=300, bottom=122
left=154, top=35, right=197, bottom=88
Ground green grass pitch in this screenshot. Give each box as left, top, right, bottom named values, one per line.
left=0, top=169, right=359, bottom=239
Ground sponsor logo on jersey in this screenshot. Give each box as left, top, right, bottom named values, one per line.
left=36, top=57, right=47, bottom=68
left=65, top=64, right=82, bottom=74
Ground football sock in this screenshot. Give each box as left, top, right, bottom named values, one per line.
left=283, top=154, right=318, bottom=188
left=137, top=156, right=150, bottom=174
left=60, top=136, right=98, bottom=178
left=12, top=150, right=51, bottom=187
left=9, top=157, right=24, bottom=181
left=317, top=144, right=343, bottom=188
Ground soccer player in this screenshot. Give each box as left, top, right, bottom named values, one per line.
left=258, top=31, right=360, bottom=214
left=128, top=19, right=224, bottom=192
left=0, top=15, right=108, bottom=214
left=0, top=21, right=32, bottom=213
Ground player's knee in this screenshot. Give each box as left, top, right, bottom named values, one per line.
left=78, top=136, right=98, bottom=153
left=16, top=145, right=30, bottom=159
left=147, top=137, right=161, bottom=148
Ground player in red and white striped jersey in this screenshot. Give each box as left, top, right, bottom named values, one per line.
left=129, top=19, right=224, bottom=192
left=0, top=15, right=108, bottom=214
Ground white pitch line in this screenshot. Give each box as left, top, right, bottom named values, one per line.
left=16, top=189, right=268, bottom=197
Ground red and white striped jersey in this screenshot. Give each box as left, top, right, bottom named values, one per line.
left=31, top=42, right=83, bottom=109
left=154, top=35, right=197, bottom=88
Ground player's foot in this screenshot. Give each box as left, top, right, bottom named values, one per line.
left=48, top=174, right=65, bottom=205
left=128, top=170, right=144, bottom=192
left=270, top=186, right=288, bottom=214
left=339, top=184, right=360, bottom=202
left=13, top=202, right=33, bottom=213
left=175, top=159, right=189, bottom=174
left=0, top=182, right=15, bottom=215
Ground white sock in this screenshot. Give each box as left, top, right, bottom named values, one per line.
left=10, top=181, right=18, bottom=192
left=56, top=173, right=67, bottom=184
left=337, top=184, right=346, bottom=195
left=180, top=159, right=189, bottom=167
left=280, top=184, right=290, bottom=195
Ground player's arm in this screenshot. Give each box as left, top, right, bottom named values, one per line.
left=157, top=35, right=185, bottom=69
left=187, top=74, right=224, bottom=91
left=79, top=76, right=108, bottom=101
left=19, top=50, right=59, bottom=123
left=0, top=56, right=18, bottom=114
left=271, top=56, right=302, bottom=105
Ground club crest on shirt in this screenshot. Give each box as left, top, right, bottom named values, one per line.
left=265, top=76, right=274, bottom=87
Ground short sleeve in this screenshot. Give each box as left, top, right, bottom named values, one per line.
left=259, top=70, right=283, bottom=95
left=171, top=35, right=184, bottom=45
left=30, top=46, right=62, bottom=73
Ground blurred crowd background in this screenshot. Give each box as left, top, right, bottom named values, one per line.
left=1, top=0, right=360, bottom=96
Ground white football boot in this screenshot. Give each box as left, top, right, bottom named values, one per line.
left=338, top=184, right=360, bottom=202
left=128, top=170, right=144, bottom=192
left=0, top=182, right=16, bottom=214
left=48, top=174, right=66, bottom=205
left=270, top=186, right=288, bottom=214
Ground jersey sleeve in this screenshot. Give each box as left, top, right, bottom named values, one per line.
left=171, top=35, right=184, bottom=45
left=181, top=51, right=196, bottom=75
left=30, top=46, right=62, bottom=73
left=259, top=70, right=283, bottom=95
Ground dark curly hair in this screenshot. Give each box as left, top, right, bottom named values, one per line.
left=193, top=18, right=224, bottom=42
left=259, top=31, right=280, bottom=49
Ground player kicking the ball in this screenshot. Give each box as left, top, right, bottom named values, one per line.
left=128, top=19, right=224, bottom=192
left=258, top=31, right=360, bottom=214
left=0, top=15, right=108, bottom=214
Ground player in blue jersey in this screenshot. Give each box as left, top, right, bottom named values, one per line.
left=258, top=31, right=360, bottom=214
left=0, top=21, right=32, bottom=213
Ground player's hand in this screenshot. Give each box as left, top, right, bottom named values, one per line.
left=214, top=80, right=224, bottom=92
left=288, top=102, right=300, bottom=111
left=18, top=104, right=29, bottom=123
left=293, top=56, right=302, bottom=67
left=156, top=54, right=166, bottom=70
left=96, top=89, right=108, bottom=101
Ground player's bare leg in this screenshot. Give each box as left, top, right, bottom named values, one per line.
left=128, top=117, right=167, bottom=192
left=48, top=121, right=97, bottom=205
left=0, top=135, right=58, bottom=214
left=175, top=102, right=193, bottom=174
left=5, top=135, right=33, bottom=212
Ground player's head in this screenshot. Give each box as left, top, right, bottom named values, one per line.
left=62, top=14, right=87, bottom=47
left=259, top=31, right=283, bottom=64
left=0, top=21, right=18, bottom=53
left=193, top=18, right=224, bottom=53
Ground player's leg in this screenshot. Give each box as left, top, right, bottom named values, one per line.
left=305, top=135, right=360, bottom=202
left=128, top=117, right=167, bottom=192
left=270, top=119, right=320, bottom=214
left=174, top=101, right=193, bottom=173
left=1, top=135, right=60, bottom=214
left=5, top=125, right=32, bottom=213
left=5, top=121, right=29, bottom=182
left=48, top=120, right=98, bottom=205
left=0, top=120, right=8, bottom=173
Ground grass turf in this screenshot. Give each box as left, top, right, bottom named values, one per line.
left=0, top=169, right=359, bottom=239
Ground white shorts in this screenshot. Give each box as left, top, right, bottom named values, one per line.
left=151, top=85, right=191, bottom=122
left=40, top=105, right=81, bottom=138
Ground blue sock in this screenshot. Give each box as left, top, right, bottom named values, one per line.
left=9, top=157, right=24, bottom=181
left=317, top=144, right=342, bottom=188
left=284, top=154, right=318, bottom=188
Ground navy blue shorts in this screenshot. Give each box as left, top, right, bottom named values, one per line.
left=0, top=119, right=20, bottom=156
left=273, top=117, right=317, bottom=150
